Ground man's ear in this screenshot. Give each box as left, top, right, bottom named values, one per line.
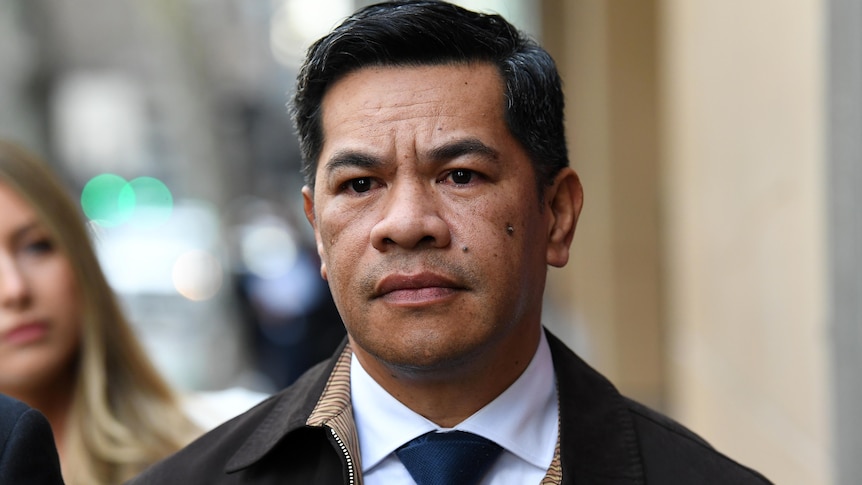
left=302, top=185, right=328, bottom=280
left=545, top=167, right=583, bottom=268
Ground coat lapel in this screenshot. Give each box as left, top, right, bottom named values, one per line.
left=225, top=339, right=350, bottom=472
left=547, top=331, right=646, bottom=484
left=223, top=332, right=647, bottom=484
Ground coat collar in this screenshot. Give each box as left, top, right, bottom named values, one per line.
left=225, top=339, right=350, bottom=472
left=225, top=331, right=647, bottom=484
left=547, top=331, right=646, bottom=484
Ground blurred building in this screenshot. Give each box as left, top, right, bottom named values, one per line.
left=0, top=1, right=859, bottom=484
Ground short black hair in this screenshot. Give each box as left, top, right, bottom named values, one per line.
left=291, top=0, right=568, bottom=196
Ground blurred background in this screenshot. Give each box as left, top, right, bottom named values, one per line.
left=0, top=0, right=858, bottom=484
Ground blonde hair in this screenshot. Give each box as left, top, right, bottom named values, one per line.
left=0, top=141, right=200, bottom=484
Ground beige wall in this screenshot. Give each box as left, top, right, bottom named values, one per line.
left=660, top=1, right=831, bottom=484
left=542, top=0, right=665, bottom=410
left=543, top=1, right=833, bottom=484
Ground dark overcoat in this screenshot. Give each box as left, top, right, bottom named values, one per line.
left=0, top=393, right=65, bottom=485
left=127, top=331, right=772, bottom=484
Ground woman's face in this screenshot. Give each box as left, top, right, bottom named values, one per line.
left=0, top=181, right=82, bottom=395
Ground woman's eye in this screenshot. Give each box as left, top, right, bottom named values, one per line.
left=24, top=239, right=54, bottom=255
left=347, top=177, right=373, bottom=193
left=449, top=169, right=474, bottom=185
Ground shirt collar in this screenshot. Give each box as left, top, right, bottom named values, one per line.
left=351, top=331, right=558, bottom=472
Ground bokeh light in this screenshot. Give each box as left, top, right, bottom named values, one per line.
left=172, top=249, right=223, bottom=301
left=270, top=0, right=353, bottom=65
left=80, top=173, right=135, bottom=227
left=127, top=176, right=173, bottom=227
left=81, top=173, right=173, bottom=228
left=240, top=224, right=298, bottom=279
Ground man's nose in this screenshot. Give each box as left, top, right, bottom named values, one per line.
left=0, top=257, right=30, bottom=309
left=370, top=181, right=451, bottom=251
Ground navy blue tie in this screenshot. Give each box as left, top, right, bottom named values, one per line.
left=395, top=430, right=503, bottom=485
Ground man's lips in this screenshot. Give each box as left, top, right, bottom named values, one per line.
left=374, top=272, right=465, bottom=304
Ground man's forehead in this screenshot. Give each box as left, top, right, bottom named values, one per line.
left=319, top=65, right=505, bottom=145
left=321, top=64, right=503, bottom=125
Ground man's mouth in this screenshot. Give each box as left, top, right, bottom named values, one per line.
left=375, top=272, right=465, bottom=305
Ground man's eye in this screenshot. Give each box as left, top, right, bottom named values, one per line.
left=449, top=169, right=473, bottom=185
left=348, top=177, right=373, bottom=193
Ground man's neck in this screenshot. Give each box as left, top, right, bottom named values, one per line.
left=352, top=326, right=542, bottom=427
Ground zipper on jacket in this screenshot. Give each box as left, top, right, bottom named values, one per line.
left=329, top=427, right=356, bottom=485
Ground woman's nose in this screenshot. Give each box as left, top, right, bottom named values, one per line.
left=0, top=257, right=30, bottom=309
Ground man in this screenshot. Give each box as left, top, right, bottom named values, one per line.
left=0, top=394, right=65, bottom=484
left=128, top=1, right=772, bottom=483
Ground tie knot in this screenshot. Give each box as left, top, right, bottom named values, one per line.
left=396, top=430, right=503, bottom=485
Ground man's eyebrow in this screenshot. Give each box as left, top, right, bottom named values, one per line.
left=322, top=139, right=497, bottom=175
left=323, top=151, right=382, bottom=174
left=427, top=138, right=499, bottom=161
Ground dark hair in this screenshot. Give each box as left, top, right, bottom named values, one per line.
left=291, top=0, right=568, bottom=195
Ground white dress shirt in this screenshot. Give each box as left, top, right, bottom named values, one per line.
left=352, top=331, right=559, bottom=485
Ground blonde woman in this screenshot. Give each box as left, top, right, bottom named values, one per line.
left=0, top=140, right=201, bottom=484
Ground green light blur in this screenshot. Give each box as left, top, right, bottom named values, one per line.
left=128, top=176, right=173, bottom=227
left=80, top=174, right=174, bottom=228
left=81, top=174, right=135, bottom=227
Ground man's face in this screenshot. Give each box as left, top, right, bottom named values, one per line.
left=303, top=63, right=579, bottom=379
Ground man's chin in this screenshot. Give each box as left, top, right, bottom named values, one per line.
left=375, top=344, right=485, bottom=379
